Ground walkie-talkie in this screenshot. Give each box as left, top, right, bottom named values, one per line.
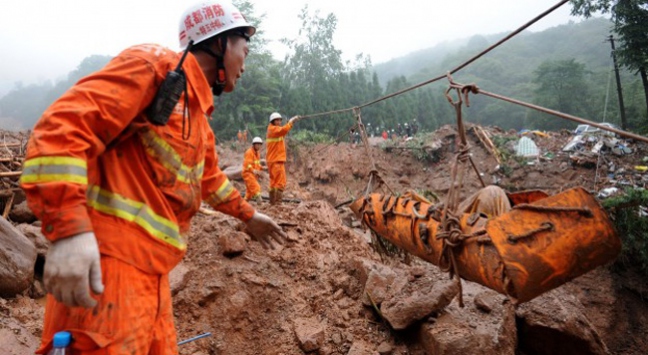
left=146, top=42, right=193, bottom=125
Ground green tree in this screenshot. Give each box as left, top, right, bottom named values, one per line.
left=280, top=6, right=347, bottom=134
left=363, top=72, right=386, bottom=128
left=210, top=0, right=284, bottom=140
left=281, top=6, right=343, bottom=89
left=570, top=0, right=648, bottom=120
left=529, top=59, right=591, bottom=130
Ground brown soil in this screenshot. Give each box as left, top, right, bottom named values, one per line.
left=3, top=125, right=648, bottom=354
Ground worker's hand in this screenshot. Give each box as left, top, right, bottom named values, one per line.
left=245, top=212, right=287, bottom=249
left=44, top=232, right=104, bottom=308
left=254, top=170, right=263, bottom=179
left=288, top=115, right=301, bottom=124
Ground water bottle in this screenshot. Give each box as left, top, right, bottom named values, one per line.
left=48, top=331, right=72, bottom=355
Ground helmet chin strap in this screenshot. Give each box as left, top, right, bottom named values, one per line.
left=199, top=36, right=228, bottom=96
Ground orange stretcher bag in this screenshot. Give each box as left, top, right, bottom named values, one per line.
left=350, top=187, right=621, bottom=304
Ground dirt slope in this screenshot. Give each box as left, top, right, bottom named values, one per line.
left=2, top=125, right=648, bottom=354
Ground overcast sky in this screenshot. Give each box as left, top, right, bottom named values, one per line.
left=0, top=0, right=580, bottom=96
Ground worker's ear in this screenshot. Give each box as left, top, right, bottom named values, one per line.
left=207, top=36, right=225, bottom=56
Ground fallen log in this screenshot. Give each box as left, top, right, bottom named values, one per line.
left=0, top=171, right=22, bottom=178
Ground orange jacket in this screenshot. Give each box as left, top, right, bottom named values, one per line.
left=266, top=122, right=293, bottom=163
left=20, top=44, right=255, bottom=275
left=243, top=147, right=261, bottom=174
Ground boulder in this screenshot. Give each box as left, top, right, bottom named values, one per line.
left=0, top=217, right=37, bottom=297
left=516, top=287, right=608, bottom=355
left=418, top=283, right=517, bottom=355
left=381, top=276, right=458, bottom=330
left=222, top=165, right=242, bottom=181
left=8, top=201, right=36, bottom=224
left=16, top=223, right=49, bottom=257
left=169, top=262, right=190, bottom=296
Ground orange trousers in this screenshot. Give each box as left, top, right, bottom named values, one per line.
left=242, top=171, right=261, bottom=200
left=37, top=256, right=177, bottom=355
left=268, top=162, right=286, bottom=191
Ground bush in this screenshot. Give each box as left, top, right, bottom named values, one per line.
left=290, top=129, right=334, bottom=146
left=602, top=188, right=648, bottom=276
left=491, top=135, right=517, bottom=162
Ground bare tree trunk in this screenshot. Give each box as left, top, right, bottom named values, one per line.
left=641, top=67, right=648, bottom=120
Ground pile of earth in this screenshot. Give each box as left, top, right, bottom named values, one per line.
left=2, top=124, right=647, bottom=354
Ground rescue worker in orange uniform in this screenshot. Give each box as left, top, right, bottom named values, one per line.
left=243, top=136, right=264, bottom=202
left=266, top=112, right=300, bottom=204
left=237, top=129, right=244, bottom=146
left=20, top=2, right=286, bottom=354
left=242, top=127, right=248, bottom=144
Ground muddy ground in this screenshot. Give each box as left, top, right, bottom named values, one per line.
left=2, top=124, right=648, bottom=354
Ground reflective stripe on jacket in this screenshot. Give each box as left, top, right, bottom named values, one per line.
left=266, top=122, right=293, bottom=163
left=20, top=43, right=255, bottom=274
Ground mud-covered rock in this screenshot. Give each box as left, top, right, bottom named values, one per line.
left=380, top=275, right=458, bottom=330
left=292, top=200, right=343, bottom=229
left=222, top=165, right=242, bottom=181
left=347, top=340, right=375, bottom=355
left=0, top=217, right=36, bottom=297
left=418, top=283, right=516, bottom=355
left=516, top=287, right=608, bottom=355
left=310, top=163, right=340, bottom=183
left=169, top=262, right=190, bottom=296
left=293, top=317, right=325, bottom=352
left=16, top=223, right=49, bottom=257
left=219, top=231, right=247, bottom=256
left=377, top=341, right=393, bottom=355
left=8, top=201, right=36, bottom=224
left=362, top=265, right=398, bottom=306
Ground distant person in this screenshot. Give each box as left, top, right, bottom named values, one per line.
left=382, top=129, right=388, bottom=140
left=243, top=137, right=265, bottom=203
left=20, top=2, right=286, bottom=354
left=411, top=120, right=419, bottom=135
left=266, top=112, right=300, bottom=205
left=353, top=130, right=361, bottom=145
left=405, top=122, right=411, bottom=138
left=349, top=127, right=356, bottom=144
left=242, top=127, right=248, bottom=144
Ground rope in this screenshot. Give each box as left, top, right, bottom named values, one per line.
left=314, top=122, right=358, bottom=155
left=507, top=222, right=554, bottom=243
left=298, top=107, right=355, bottom=120
left=513, top=204, right=593, bottom=217
left=353, top=108, right=395, bottom=197
left=435, top=212, right=466, bottom=307
left=452, top=83, right=648, bottom=144
left=294, top=0, right=568, bottom=119
left=433, top=74, right=497, bottom=308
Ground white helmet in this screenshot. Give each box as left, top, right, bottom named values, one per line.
left=252, top=137, right=263, bottom=144
left=269, top=112, right=282, bottom=123
left=179, top=1, right=256, bottom=50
